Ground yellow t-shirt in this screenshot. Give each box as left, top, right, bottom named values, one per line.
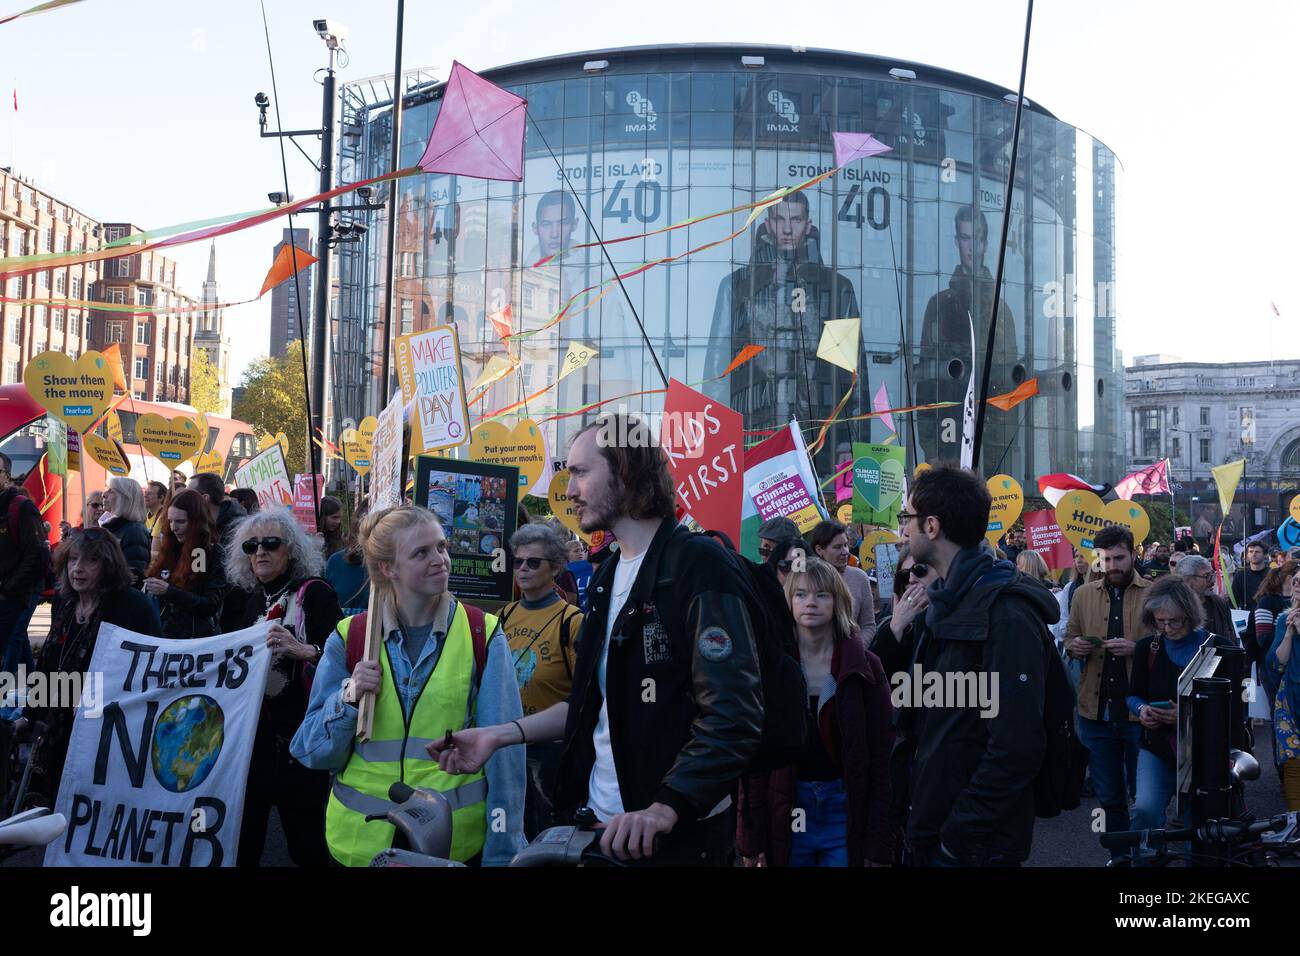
left=502, top=597, right=583, bottom=716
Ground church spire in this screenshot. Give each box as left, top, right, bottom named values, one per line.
left=206, top=241, right=217, bottom=284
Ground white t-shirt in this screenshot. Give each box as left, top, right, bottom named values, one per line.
left=587, top=547, right=646, bottom=822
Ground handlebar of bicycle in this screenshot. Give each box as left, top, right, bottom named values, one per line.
left=1098, top=814, right=1292, bottom=851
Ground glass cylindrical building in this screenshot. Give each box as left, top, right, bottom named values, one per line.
left=335, top=44, right=1122, bottom=491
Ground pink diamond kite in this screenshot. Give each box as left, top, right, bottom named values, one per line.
left=873, top=381, right=896, bottom=433
left=418, top=61, right=527, bottom=182
left=832, top=131, right=892, bottom=168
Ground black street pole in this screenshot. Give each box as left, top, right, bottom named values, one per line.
left=311, top=48, right=337, bottom=480
left=378, top=0, right=405, bottom=407
left=970, top=0, right=1033, bottom=470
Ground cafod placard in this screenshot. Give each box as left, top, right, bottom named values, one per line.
left=44, top=623, right=272, bottom=867
left=851, top=442, right=906, bottom=527
left=23, top=351, right=114, bottom=434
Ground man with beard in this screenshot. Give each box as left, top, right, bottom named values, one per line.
left=1142, top=541, right=1172, bottom=579
left=432, top=415, right=764, bottom=864
left=1064, top=524, right=1150, bottom=862
left=706, top=192, right=861, bottom=474
left=915, top=205, right=1021, bottom=464
left=896, top=466, right=1056, bottom=866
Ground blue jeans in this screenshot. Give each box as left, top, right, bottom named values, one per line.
left=1077, top=714, right=1142, bottom=852
left=790, top=779, right=849, bottom=867
left=1131, top=749, right=1176, bottom=832
left=0, top=593, right=36, bottom=673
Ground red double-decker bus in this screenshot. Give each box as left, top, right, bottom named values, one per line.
left=0, top=384, right=257, bottom=527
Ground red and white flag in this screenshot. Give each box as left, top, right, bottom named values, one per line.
left=1037, top=472, right=1111, bottom=507
left=1114, top=459, right=1171, bottom=500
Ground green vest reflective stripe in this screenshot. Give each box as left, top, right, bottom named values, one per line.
left=324, top=604, right=497, bottom=866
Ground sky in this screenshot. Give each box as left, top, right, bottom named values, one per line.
left=4, top=0, right=1296, bottom=385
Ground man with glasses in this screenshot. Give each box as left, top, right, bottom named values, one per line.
left=1174, top=554, right=1237, bottom=642
left=0, top=453, right=51, bottom=685
left=1064, top=524, right=1149, bottom=862
left=896, top=466, right=1057, bottom=866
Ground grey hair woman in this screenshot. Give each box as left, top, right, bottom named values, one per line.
left=102, top=477, right=152, bottom=581
left=224, top=506, right=342, bottom=867
left=1127, top=574, right=1209, bottom=842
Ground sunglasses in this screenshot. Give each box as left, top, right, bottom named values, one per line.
left=241, top=536, right=284, bottom=554
left=911, top=562, right=931, bottom=578
left=514, top=556, right=547, bottom=570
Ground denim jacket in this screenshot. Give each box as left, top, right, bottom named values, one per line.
left=289, top=596, right=526, bottom=866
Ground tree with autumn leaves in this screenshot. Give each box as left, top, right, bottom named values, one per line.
left=231, top=340, right=309, bottom=475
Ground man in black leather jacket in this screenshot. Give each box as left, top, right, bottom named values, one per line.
left=433, top=415, right=764, bottom=864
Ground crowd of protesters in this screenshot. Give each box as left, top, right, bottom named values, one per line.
left=0, top=417, right=1292, bottom=870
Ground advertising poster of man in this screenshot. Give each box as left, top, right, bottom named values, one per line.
left=706, top=190, right=862, bottom=473
left=915, top=204, right=1021, bottom=466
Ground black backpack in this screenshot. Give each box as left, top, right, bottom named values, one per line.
left=668, top=528, right=809, bottom=774
left=1024, top=598, right=1088, bottom=818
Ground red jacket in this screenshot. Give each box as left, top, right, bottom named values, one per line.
left=737, top=633, right=894, bottom=865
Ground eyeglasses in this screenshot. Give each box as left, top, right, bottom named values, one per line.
left=88, top=501, right=104, bottom=510
left=897, top=511, right=920, bottom=526
left=241, top=536, right=284, bottom=554
left=1153, top=616, right=1186, bottom=631
left=758, top=542, right=775, bottom=558
left=513, top=556, right=547, bottom=570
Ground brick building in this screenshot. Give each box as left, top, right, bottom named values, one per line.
left=88, top=223, right=199, bottom=402
left=0, top=167, right=101, bottom=385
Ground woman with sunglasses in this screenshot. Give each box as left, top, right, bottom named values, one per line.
left=23, top=528, right=161, bottom=803
left=226, top=508, right=342, bottom=866
left=737, top=557, right=893, bottom=867
left=81, top=489, right=105, bottom=529
left=499, top=522, right=584, bottom=838
left=1126, top=576, right=1209, bottom=843
left=142, top=488, right=228, bottom=638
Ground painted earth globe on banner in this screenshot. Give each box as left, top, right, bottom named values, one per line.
left=150, top=695, right=225, bottom=793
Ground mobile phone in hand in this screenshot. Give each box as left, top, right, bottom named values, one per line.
left=1147, top=700, right=1173, bottom=709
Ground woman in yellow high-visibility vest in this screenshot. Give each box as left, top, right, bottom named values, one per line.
left=291, top=505, right=526, bottom=865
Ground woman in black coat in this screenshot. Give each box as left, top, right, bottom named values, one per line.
left=225, top=506, right=342, bottom=867
left=24, top=527, right=162, bottom=804
left=102, top=477, right=152, bottom=584
left=142, top=489, right=228, bottom=638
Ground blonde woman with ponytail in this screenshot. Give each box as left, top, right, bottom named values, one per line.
left=290, top=505, right=525, bottom=866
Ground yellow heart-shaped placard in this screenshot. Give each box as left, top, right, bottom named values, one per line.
left=471, top=418, right=546, bottom=494
left=343, top=416, right=377, bottom=477
left=548, top=469, right=591, bottom=544
left=136, top=413, right=205, bottom=467
left=1055, top=492, right=1151, bottom=555
left=23, top=350, right=114, bottom=434
left=836, top=503, right=854, bottom=525
left=858, top=528, right=900, bottom=569
left=83, top=432, right=130, bottom=477
left=195, top=448, right=225, bottom=476
left=1103, top=498, right=1150, bottom=548
left=985, top=474, right=1025, bottom=547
